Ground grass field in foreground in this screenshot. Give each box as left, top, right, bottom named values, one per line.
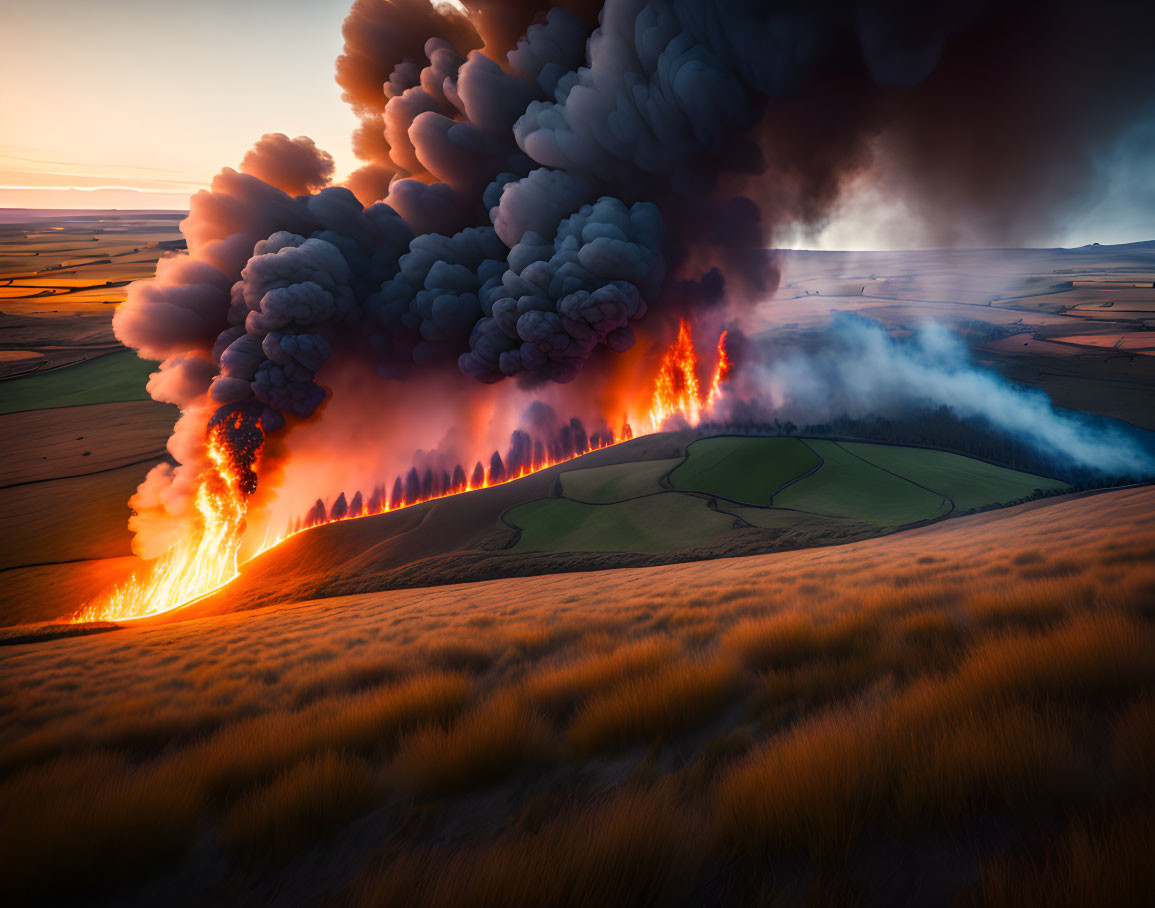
left=0, top=488, right=1151, bottom=906
left=0, top=350, right=154, bottom=415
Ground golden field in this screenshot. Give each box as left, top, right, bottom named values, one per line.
left=1, top=486, right=1151, bottom=905
left=2, top=218, right=1153, bottom=904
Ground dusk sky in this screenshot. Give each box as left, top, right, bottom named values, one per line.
left=2, top=0, right=1152, bottom=248
left=0, top=0, right=359, bottom=210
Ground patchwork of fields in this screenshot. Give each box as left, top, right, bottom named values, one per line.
left=0, top=218, right=1152, bottom=906
left=0, top=213, right=182, bottom=625
left=508, top=436, right=1069, bottom=553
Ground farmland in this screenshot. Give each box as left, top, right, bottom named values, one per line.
left=1, top=218, right=1152, bottom=906
left=508, top=435, right=1068, bottom=553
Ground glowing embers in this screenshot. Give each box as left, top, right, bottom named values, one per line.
left=290, top=426, right=629, bottom=535
left=297, top=324, right=731, bottom=536
left=75, top=324, right=731, bottom=623
left=648, top=322, right=729, bottom=431
left=71, top=426, right=254, bottom=623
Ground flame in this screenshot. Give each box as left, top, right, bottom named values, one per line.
left=71, top=426, right=252, bottom=623
left=648, top=320, right=703, bottom=429
left=648, top=321, right=730, bottom=431
left=705, top=330, right=731, bottom=411
left=286, top=426, right=628, bottom=537
left=73, top=325, right=731, bottom=624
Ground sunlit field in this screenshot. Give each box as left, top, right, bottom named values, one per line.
left=1, top=486, right=1151, bottom=905
left=5, top=0, right=1155, bottom=897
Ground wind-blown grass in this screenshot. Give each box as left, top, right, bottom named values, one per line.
left=220, top=751, right=380, bottom=863
left=0, top=487, right=1151, bottom=904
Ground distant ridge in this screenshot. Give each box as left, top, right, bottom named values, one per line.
left=0, top=208, right=186, bottom=223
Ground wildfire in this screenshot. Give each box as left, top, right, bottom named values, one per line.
left=648, top=321, right=729, bottom=431
left=71, top=426, right=252, bottom=623
left=706, top=329, right=731, bottom=411
left=73, top=324, right=731, bottom=625
left=286, top=426, right=629, bottom=538
left=648, top=320, right=703, bottom=429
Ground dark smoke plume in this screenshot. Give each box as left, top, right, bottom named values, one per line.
left=116, top=0, right=1155, bottom=549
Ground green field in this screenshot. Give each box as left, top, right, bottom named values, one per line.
left=0, top=351, right=154, bottom=415
left=774, top=439, right=950, bottom=526
left=669, top=436, right=819, bottom=505
left=506, top=436, right=1068, bottom=554
left=839, top=442, right=1068, bottom=513
left=508, top=493, right=738, bottom=553
left=719, top=505, right=844, bottom=530
left=561, top=458, right=681, bottom=503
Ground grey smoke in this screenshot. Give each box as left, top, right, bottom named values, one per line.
left=112, top=0, right=1155, bottom=546
left=756, top=315, right=1154, bottom=477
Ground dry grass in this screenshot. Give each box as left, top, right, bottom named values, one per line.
left=716, top=617, right=1131, bottom=864
left=718, top=695, right=1091, bottom=865
left=717, top=705, right=891, bottom=864
left=899, top=608, right=969, bottom=650
left=171, top=670, right=473, bottom=797
left=219, top=751, right=380, bottom=862
left=521, top=636, right=678, bottom=717
left=963, top=577, right=1093, bottom=628
left=0, top=487, right=1152, bottom=902
left=288, top=652, right=409, bottom=706
left=720, top=613, right=824, bottom=669
left=567, top=654, right=740, bottom=754
left=1111, top=696, right=1155, bottom=799
left=945, top=611, right=1155, bottom=706
left=0, top=751, right=201, bottom=901
left=976, top=811, right=1154, bottom=908
left=888, top=700, right=1090, bottom=825
left=349, top=785, right=703, bottom=908
left=391, top=689, right=553, bottom=797
left=755, top=653, right=891, bottom=715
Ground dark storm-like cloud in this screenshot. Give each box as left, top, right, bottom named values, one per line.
left=117, top=0, right=1155, bottom=522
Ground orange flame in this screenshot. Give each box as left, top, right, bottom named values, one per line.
left=705, top=329, right=730, bottom=412
left=74, top=326, right=731, bottom=624
left=71, top=427, right=252, bottom=623
left=647, top=321, right=729, bottom=431
left=648, top=320, right=703, bottom=429
left=289, top=425, right=628, bottom=536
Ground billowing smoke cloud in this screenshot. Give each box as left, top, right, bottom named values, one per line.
left=239, top=134, right=336, bottom=198
left=751, top=315, right=1155, bottom=478
left=115, top=0, right=1155, bottom=552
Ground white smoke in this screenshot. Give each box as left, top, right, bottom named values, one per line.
left=756, top=314, right=1154, bottom=477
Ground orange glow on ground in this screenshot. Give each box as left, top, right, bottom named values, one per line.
left=72, top=424, right=253, bottom=623
left=73, top=325, right=731, bottom=624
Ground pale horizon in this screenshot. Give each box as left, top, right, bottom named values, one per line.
left=0, top=0, right=359, bottom=211
left=3, top=0, right=1152, bottom=250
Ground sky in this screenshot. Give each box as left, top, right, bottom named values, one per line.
left=1, top=0, right=1151, bottom=248
left=0, top=0, right=359, bottom=210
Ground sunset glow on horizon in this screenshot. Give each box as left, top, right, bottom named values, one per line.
left=2, top=0, right=1151, bottom=247
left=0, top=0, right=359, bottom=210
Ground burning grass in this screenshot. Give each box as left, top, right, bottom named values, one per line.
left=0, top=487, right=1152, bottom=903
